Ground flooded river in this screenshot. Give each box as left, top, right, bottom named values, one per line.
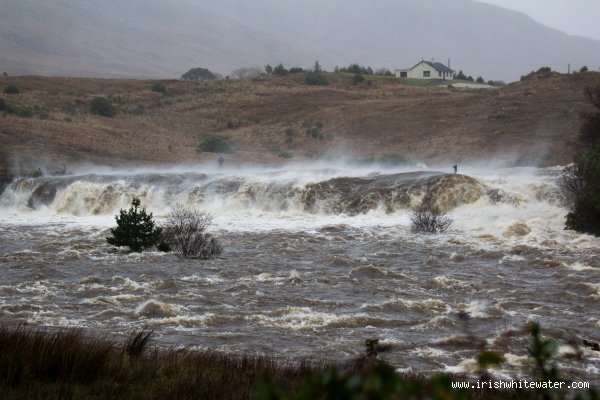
left=0, top=163, right=598, bottom=383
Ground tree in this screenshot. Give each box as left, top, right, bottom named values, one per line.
left=106, top=198, right=162, bottom=252
left=476, top=76, right=485, bottom=84
left=580, top=84, right=600, bottom=145
left=272, top=63, right=288, bottom=75
left=90, top=97, right=115, bottom=117
left=410, top=206, right=451, bottom=233
left=181, top=67, right=217, bottom=81
left=564, top=84, right=600, bottom=236
left=264, top=65, right=273, bottom=75
left=565, top=144, right=600, bottom=235
left=231, top=67, right=263, bottom=79
left=161, top=206, right=223, bottom=259
left=313, top=60, right=322, bottom=73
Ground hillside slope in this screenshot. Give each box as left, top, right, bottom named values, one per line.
left=1, top=0, right=600, bottom=81
left=1, top=71, right=598, bottom=178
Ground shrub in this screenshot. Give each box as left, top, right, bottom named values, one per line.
left=339, top=64, right=373, bottom=75
left=580, top=84, right=600, bottom=145
left=278, top=151, right=293, bottom=159
left=3, top=85, right=19, bottom=94
left=308, top=126, right=320, bottom=138
left=151, top=81, right=168, bottom=94
left=7, top=104, right=33, bottom=118
left=0, top=97, right=5, bottom=111
left=410, top=206, right=452, bottom=233
left=375, top=68, right=393, bottom=76
left=90, top=96, right=115, bottom=117
left=285, top=127, right=295, bottom=137
left=537, top=66, right=552, bottom=73
left=305, top=72, right=328, bottom=86
left=106, top=197, right=162, bottom=252
left=161, top=206, right=223, bottom=259
left=565, top=145, right=600, bottom=236
left=476, top=76, right=485, bottom=83
left=198, top=135, right=234, bottom=153
left=181, top=67, right=217, bottom=81
left=272, top=63, right=288, bottom=75
left=231, top=67, right=263, bottom=79
left=580, top=66, right=588, bottom=73
left=288, top=67, right=304, bottom=74
left=352, top=73, right=365, bottom=84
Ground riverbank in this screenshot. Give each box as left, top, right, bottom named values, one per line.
left=2, top=323, right=596, bottom=399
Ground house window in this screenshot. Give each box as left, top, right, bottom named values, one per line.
left=423, top=71, right=430, bottom=77
left=400, top=71, right=407, bottom=77
left=438, top=71, right=442, bottom=77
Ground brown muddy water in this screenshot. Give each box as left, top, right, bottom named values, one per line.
left=0, top=164, right=598, bottom=383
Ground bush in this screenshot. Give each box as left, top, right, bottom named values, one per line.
left=181, top=67, right=217, bottom=81
left=305, top=72, right=328, bottom=86
left=410, top=206, right=452, bottom=233
left=580, top=84, right=600, bottom=145
left=272, top=63, right=288, bottom=75
left=278, top=151, right=293, bottom=159
left=106, top=198, right=162, bottom=252
left=352, top=73, right=365, bottom=84
left=285, top=127, right=295, bottom=137
left=151, top=82, right=168, bottom=94
left=0, top=97, right=5, bottom=111
left=161, top=206, right=223, bottom=259
left=565, top=144, right=600, bottom=236
left=288, top=67, right=304, bottom=74
left=308, top=126, right=320, bottom=138
left=90, top=96, right=115, bottom=117
left=7, top=104, right=33, bottom=118
left=198, top=135, right=234, bottom=153
left=3, top=85, right=19, bottom=94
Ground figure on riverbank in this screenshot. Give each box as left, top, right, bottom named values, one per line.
left=218, top=156, right=224, bottom=168
left=453, top=164, right=457, bottom=174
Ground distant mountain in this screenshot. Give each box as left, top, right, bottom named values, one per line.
left=1, top=0, right=599, bottom=81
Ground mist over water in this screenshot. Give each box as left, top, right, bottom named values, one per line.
left=0, top=162, right=598, bottom=382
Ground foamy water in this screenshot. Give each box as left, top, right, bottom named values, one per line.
left=0, top=163, right=598, bottom=383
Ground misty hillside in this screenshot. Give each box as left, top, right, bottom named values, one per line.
left=1, top=0, right=600, bottom=81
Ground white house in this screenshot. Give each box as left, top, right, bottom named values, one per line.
left=395, top=60, right=454, bottom=80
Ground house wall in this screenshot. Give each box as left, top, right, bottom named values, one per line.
left=403, top=61, right=453, bottom=80
left=407, top=62, right=436, bottom=79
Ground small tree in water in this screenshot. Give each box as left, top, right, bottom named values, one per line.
left=410, top=206, right=452, bottom=234
left=106, top=198, right=162, bottom=252
left=161, top=206, right=223, bottom=259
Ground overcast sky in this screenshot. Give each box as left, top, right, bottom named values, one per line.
left=478, top=0, right=600, bottom=40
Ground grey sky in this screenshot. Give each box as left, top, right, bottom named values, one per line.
left=478, top=0, right=600, bottom=40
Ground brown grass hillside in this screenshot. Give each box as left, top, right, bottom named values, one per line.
left=1, top=71, right=599, bottom=177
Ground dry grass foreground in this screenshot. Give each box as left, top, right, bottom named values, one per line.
left=1, top=323, right=597, bottom=400
left=1, top=71, right=599, bottom=178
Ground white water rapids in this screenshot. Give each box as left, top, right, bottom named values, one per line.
left=0, top=163, right=598, bottom=383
